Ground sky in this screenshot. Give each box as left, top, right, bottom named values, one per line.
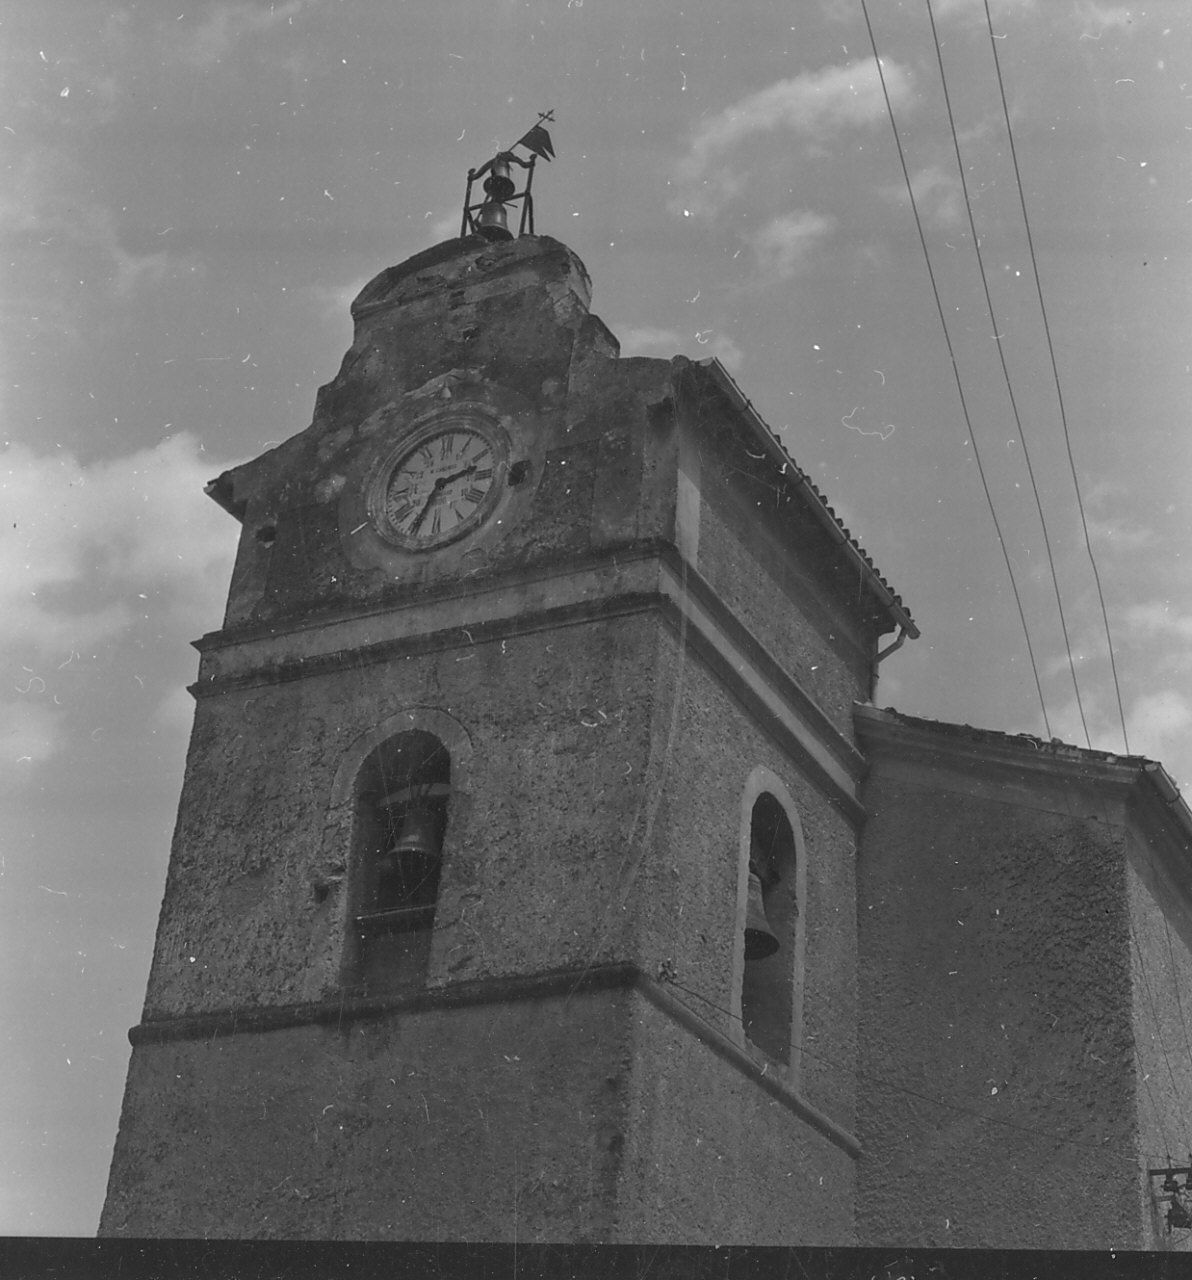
left=3, top=0, right=1190, bottom=1237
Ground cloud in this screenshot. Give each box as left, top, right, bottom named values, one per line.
left=616, top=326, right=745, bottom=372
left=1085, top=513, right=1157, bottom=553
left=1129, top=689, right=1192, bottom=744
left=618, top=326, right=683, bottom=358
left=1074, top=2, right=1135, bottom=36
left=748, top=212, right=835, bottom=280
left=678, top=58, right=914, bottom=186
left=821, top=0, right=1035, bottom=18
left=110, top=246, right=206, bottom=298
left=881, top=164, right=966, bottom=230
left=308, top=275, right=372, bottom=327
left=700, top=334, right=745, bottom=372
left=1, top=434, right=240, bottom=658
left=428, top=211, right=462, bottom=243
left=0, top=148, right=201, bottom=312
left=671, top=170, right=748, bottom=222
left=1128, top=690, right=1192, bottom=785
left=155, top=684, right=199, bottom=739
left=178, top=0, right=320, bottom=70
left=0, top=700, right=67, bottom=777
left=925, top=0, right=1038, bottom=20
left=1121, top=602, right=1192, bottom=643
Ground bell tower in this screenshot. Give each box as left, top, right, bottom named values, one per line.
left=100, top=150, right=915, bottom=1240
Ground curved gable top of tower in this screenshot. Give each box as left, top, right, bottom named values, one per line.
left=350, top=234, right=592, bottom=324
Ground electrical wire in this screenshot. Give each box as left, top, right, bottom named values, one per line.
left=924, top=0, right=1091, bottom=748
left=975, top=0, right=1192, bottom=1160
left=981, top=0, right=1131, bottom=754
left=858, top=0, right=1053, bottom=741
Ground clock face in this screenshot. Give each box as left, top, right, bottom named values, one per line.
left=381, top=425, right=499, bottom=547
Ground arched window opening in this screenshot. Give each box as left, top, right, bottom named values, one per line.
left=351, top=730, right=450, bottom=993
left=741, top=792, right=798, bottom=1065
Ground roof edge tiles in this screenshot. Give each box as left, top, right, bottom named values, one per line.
left=856, top=702, right=1192, bottom=833
left=694, top=357, right=918, bottom=641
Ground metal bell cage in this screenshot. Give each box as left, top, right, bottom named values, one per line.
left=460, top=151, right=539, bottom=242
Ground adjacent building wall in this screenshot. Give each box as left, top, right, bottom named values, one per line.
left=1125, top=804, right=1192, bottom=1250
left=856, top=708, right=1146, bottom=1249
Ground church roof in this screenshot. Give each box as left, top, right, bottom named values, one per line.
left=696, top=357, right=918, bottom=640
left=857, top=702, right=1190, bottom=826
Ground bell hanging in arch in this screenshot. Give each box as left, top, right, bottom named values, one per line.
left=391, top=803, right=442, bottom=860
left=744, top=871, right=779, bottom=960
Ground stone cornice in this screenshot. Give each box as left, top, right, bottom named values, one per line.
left=190, top=541, right=866, bottom=818
left=655, top=557, right=865, bottom=818
left=856, top=702, right=1192, bottom=926
left=126, top=961, right=861, bottom=1159
left=855, top=702, right=1141, bottom=817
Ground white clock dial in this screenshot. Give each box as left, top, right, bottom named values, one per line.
left=383, top=426, right=497, bottom=546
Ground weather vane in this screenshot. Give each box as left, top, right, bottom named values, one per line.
left=460, top=111, right=556, bottom=242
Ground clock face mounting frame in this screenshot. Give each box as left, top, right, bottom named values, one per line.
left=366, top=408, right=510, bottom=552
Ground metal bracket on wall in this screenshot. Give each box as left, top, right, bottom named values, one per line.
left=1148, top=1161, right=1192, bottom=1233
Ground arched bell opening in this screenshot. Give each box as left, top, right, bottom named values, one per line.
left=740, top=791, right=799, bottom=1065
left=349, top=730, right=451, bottom=994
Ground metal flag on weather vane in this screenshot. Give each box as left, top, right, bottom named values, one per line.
left=515, top=119, right=556, bottom=162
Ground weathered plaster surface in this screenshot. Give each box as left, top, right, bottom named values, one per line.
left=617, top=990, right=856, bottom=1244
left=101, top=992, right=631, bottom=1240
left=856, top=719, right=1145, bottom=1249
left=1127, top=853, right=1192, bottom=1249
left=105, top=233, right=902, bottom=1241
left=639, top=626, right=859, bottom=1130
left=144, top=613, right=660, bottom=1019
left=688, top=433, right=874, bottom=740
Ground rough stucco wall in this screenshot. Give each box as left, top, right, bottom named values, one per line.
left=1127, top=855, right=1192, bottom=1250
left=116, top=601, right=861, bottom=1240
left=100, top=991, right=630, bottom=1240
left=615, top=991, right=855, bottom=1244
left=633, top=626, right=859, bottom=1131
left=142, top=612, right=660, bottom=1019
left=857, top=771, right=1140, bottom=1248
left=692, top=451, right=871, bottom=740
left=110, top=231, right=888, bottom=1241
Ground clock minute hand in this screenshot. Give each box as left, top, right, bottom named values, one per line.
left=410, top=484, right=440, bottom=533
left=439, top=462, right=477, bottom=488
left=410, top=464, right=478, bottom=532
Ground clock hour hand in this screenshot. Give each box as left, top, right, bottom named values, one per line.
left=438, top=462, right=477, bottom=488
left=410, top=464, right=478, bottom=532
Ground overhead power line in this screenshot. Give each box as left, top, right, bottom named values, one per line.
left=981, top=0, right=1131, bottom=754
left=858, top=0, right=1053, bottom=739
left=924, top=0, right=1091, bottom=748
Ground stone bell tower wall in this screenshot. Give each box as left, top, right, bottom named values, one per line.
left=102, top=233, right=894, bottom=1241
